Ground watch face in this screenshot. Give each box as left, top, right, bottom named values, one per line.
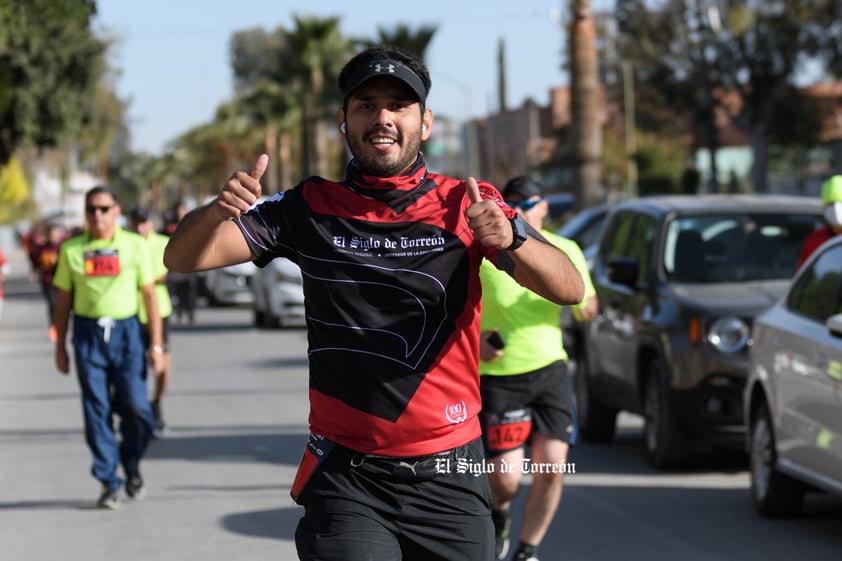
left=509, top=217, right=527, bottom=250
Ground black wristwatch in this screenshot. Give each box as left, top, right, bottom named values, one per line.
left=506, top=216, right=527, bottom=251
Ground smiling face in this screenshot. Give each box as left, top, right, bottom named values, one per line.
left=340, top=76, right=432, bottom=178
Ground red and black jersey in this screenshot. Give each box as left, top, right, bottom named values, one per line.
left=235, top=157, right=513, bottom=456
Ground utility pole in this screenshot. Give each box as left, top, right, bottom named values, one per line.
left=497, top=37, right=507, bottom=113
left=569, top=0, right=603, bottom=210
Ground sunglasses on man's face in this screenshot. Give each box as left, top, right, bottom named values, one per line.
left=506, top=198, right=544, bottom=212
left=86, top=205, right=114, bottom=215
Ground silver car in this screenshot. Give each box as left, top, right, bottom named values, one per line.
left=200, top=261, right=257, bottom=306
left=251, top=257, right=306, bottom=328
left=745, top=235, right=842, bottom=517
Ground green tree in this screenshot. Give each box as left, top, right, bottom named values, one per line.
left=616, top=0, right=842, bottom=192
left=176, top=104, right=259, bottom=200
left=633, top=134, right=686, bottom=196
left=0, top=0, right=105, bottom=163
left=615, top=0, right=720, bottom=191
left=715, top=1, right=841, bottom=192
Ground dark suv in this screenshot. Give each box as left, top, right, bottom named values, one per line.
left=576, top=194, right=823, bottom=468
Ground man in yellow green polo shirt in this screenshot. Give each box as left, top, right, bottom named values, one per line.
left=131, top=207, right=174, bottom=437
left=479, top=176, right=597, bottom=561
left=53, top=186, right=164, bottom=510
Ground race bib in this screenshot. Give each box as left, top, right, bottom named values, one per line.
left=40, top=248, right=58, bottom=270
left=484, top=408, right=532, bottom=453
left=84, top=249, right=120, bottom=277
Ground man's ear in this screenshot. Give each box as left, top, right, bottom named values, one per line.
left=337, top=108, right=346, bottom=135
left=421, top=109, right=433, bottom=141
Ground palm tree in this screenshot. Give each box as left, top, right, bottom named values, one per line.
left=230, top=27, right=301, bottom=188
left=363, top=24, right=437, bottom=59
left=283, top=15, right=354, bottom=178
left=236, top=80, right=298, bottom=192
left=168, top=107, right=256, bottom=202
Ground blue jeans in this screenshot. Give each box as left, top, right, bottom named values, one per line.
left=73, top=315, right=154, bottom=490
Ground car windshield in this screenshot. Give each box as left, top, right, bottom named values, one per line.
left=663, top=213, right=821, bottom=282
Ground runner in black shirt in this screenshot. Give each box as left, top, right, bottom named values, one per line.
left=165, top=45, right=584, bottom=561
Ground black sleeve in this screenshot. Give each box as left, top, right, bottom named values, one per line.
left=234, top=190, right=300, bottom=267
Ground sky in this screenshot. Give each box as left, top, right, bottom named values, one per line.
left=93, top=0, right=612, bottom=155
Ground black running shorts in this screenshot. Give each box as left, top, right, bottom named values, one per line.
left=294, top=438, right=494, bottom=561
left=479, top=360, right=575, bottom=455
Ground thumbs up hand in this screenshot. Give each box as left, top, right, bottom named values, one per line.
left=464, top=177, right=514, bottom=249
left=214, top=154, right=269, bottom=220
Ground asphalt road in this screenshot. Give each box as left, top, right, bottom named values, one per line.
left=2, top=246, right=841, bottom=561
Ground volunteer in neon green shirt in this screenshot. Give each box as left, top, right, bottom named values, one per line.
left=52, top=186, right=163, bottom=510
left=479, top=230, right=594, bottom=376
left=478, top=176, right=597, bottom=561
left=131, top=207, right=174, bottom=437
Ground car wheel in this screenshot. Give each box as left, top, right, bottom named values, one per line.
left=253, top=308, right=266, bottom=327
left=749, top=403, right=805, bottom=517
left=574, top=358, right=618, bottom=443
left=643, top=360, right=686, bottom=468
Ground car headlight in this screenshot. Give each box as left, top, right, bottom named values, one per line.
left=706, top=316, right=750, bottom=353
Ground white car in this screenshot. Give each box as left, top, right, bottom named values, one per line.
left=744, top=235, right=842, bottom=517
left=251, top=257, right=306, bottom=328
left=200, top=261, right=258, bottom=306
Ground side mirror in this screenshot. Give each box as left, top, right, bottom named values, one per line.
left=827, top=313, right=842, bottom=339
left=606, top=257, right=638, bottom=288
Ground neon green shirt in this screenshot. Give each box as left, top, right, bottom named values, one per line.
left=138, top=231, right=173, bottom=323
left=53, top=228, right=154, bottom=319
left=479, top=230, right=595, bottom=376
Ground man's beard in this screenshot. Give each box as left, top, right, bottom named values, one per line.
left=349, top=131, right=422, bottom=177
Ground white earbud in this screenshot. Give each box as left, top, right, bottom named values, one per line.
left=340, top=122, right=347, bottom=133
left=421, top=124, right=427, bottom=132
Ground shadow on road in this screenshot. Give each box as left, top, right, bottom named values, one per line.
left=146, top=430, right=307, bottom=468
left=222, top=505, right=302, bottom=541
